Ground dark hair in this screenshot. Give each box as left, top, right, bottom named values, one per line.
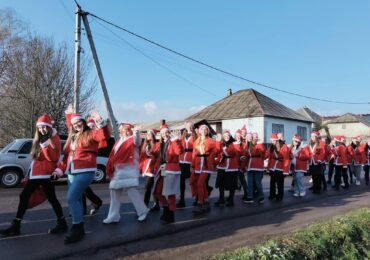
left=31, top=126, right=53, bottom=159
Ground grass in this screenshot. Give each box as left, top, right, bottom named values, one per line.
left=212, top=208, right=370, bottom=260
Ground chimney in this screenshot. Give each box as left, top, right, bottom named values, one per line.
left=227, top=88, right=232, bottom=97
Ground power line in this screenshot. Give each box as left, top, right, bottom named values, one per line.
left=85, top=12, right=369, bottom=105
left=91, top=17, right=221, bottom=98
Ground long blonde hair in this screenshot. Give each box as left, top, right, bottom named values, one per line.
left=64, top=121, right=92, bottom=151
left=31, top=126, right=53, bottom=159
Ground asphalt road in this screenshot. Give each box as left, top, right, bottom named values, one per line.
left=0, top=175, right=369, bottom=260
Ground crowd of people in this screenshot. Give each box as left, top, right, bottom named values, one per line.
left=1, top=110, right=369, bottom=245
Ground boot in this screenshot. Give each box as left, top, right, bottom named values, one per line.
left=225, top=197, right=234, bottom=207
left=0, top=219, right=21, bottom=237
left=162, top=209, right=175, bottom=224
left=49, top=217, right=68, bottom=234
left=160, top=206, right=169, bottom=222
left=150, top=202, right=160, bottom=212
left=176, top=199, right=186, bottom=208
left=90, top=201, right=102, bottom=216
left=64, top=223, right=85, bottom=244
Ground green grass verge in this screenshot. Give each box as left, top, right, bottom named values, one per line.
left=212, top=208, right=370, bottom=260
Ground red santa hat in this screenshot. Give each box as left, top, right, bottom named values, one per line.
left=333, top=135, right=341, bottom=142
left=352, top=136, right=361, bottom=142
left=87, top=117, right=95, bottom=128
left=292, top=134, right=302, bottom=142
left=235, top=129, right=242, bottom=135
left=160, top=124, right=170, bottom=133
left=311, top=131, right=320, bottom=137
left=70, top=113, right=85, bottom=124
left=241, top=124, right=247, bottom=132
left=120, top=122, right=134, bottom=130
left=252, top=132, right=259, bottom=140
left=223, top=129, right=231, bottom=136
left=340, top=136, right=346, bottom=143
left=36, top=114, right=54, bottom=128
left=198, top=124, right=209, bottom=133
left=270, top=133, right=279, bottom=141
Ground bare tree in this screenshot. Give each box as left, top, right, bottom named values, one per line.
left=0, top=9, right=96, bottom=147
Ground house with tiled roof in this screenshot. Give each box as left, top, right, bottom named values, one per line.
left=186, top=89, right=313, bottom=143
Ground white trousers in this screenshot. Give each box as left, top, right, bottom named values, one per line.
left=105, top=187, right=148, bottom=221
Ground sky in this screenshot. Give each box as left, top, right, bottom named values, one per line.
left=1, top=1, right=370, bottom=123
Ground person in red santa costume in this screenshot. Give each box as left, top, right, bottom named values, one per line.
left=332, top=136, right=349, bottom=190
left=308, top=131, right=326, bottom=194
left=65, top=105, right=105, bottom=216
left=348, top=136, right=366, bottom=186
left=290, top=134, right=311, bottom=197
left=177, top=120, right=197, bottom=208
left=191, top=125, right=218, bottom=214
left=103, top=123, right=149, bottom=224
left=139, top=128, right=160, bottom=210
left=214, top=130, right=239, bottom=207
left=153, top=124, right=183, bottom=224
left=1, top=115, right=67, bottom=237
left=267, top=133, right=291, bottom=201
left=53, top=111, right=110, bottom=244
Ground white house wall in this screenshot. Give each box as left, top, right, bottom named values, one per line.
left=221, top=117, right=265, bottom=140
left=264, top=117, right=312, bottom=145
left=322, top=122, right=370, bottom=143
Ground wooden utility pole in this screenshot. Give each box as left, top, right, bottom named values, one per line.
left=73, top=6, right=82, bottom=113
left=81, top=12, right=119, bottom=139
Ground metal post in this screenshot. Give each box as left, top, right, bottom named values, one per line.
left=81, top=12, right=119, bottom=139
left=73, top=6, right=82, bottom=113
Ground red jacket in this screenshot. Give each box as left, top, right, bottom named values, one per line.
left=216, top=142, right=239, bottom=172
left=191, top=137, right=218, bottom=174
left=139, top=142, right=160, bottom=177
left=245, top=143, right=266, bottom=172
left=333, top=144, right=348, bottom=166
left=30, top=131, right=61, bottom=179
left=160, top=138, right=184, bottom=174
left=348, top=144, right=366, bottom=165
left=324, top=144, right=333, bottom=163
left=308, top=142, right=325, bottom=165
left=179, top=135, right=194, bottom=164
left=56, top=124, right=111, bottom=175
left=267, top=144, right=291, bottom=174
left=291, top=146, right=311, bottom=173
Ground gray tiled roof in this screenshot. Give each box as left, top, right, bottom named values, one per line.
left=326, top=113, right=370, bottom=127
left=187, top=89, right=312, bottom=122
left=296, top=107, right=322, bottom=123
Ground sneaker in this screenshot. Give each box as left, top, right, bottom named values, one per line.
left=102, top=217, right=120, bottom=224
left=293, top=193, right=299, bottom=197
left=89, top=202, right=102, bottom=216
left=355, top=181, right=361, bottom=186
left=299, top=192, right=306, bottom=197
left=243, top=198, right=254, bottom=204
left=137, top=209, right=149, bottom=222
left=309, top=178, right=313, bottom=183
left=150, top=203, right=160, bottom=212
left=258, top=198, right=265, bottom=204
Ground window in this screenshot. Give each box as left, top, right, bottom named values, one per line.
left=18, top=141, right=32, bottom=154
left=272, top=123, right=284, bottom=134
left=297, top=126, right=307, bottom=141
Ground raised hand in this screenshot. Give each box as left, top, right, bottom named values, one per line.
left=90, top=111, right=103, bottom=124
left=133, top=125, right=143, bottom=132
left=65, top=104, right=74, bottom=114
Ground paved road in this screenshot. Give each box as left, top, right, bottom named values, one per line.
left=0, top=175, right=369, bottom=260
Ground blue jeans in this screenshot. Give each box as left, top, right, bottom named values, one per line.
left=293, top=171, right=305, bottom=194
left=67, top=171, right=95, bottom=224
left=247, top=170, right=264, bottom=199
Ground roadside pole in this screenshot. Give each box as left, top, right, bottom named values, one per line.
left=73, top=6, right=82, bottom=113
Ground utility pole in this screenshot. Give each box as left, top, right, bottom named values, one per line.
left=81, top=12, right=119, bottom=139
left=73, top=6, right=82, bottom=113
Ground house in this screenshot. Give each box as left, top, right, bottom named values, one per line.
left=320, top=113, right=370, bottom=143
left=186, top=89, right=313, bottom=143
left=296, top=106, right=323, bottom=130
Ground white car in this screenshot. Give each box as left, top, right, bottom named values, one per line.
left=0, top=138, right=113, bottom=188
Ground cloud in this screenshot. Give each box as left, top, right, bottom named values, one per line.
left=96, top=100, right=207, bottom=123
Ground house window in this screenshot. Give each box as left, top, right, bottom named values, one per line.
left=272, top=123, right=284, bottom=134
left=297, top=126, right=307, bottom=141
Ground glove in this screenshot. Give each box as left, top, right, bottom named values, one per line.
left=40, top=133, right=50, bottom=143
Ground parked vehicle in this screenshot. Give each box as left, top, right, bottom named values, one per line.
left=0, top=138, right=114, bottom=188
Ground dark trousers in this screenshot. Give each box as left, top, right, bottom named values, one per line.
left=82, top=186, right=102, bottom=214
left=218, top=187, right=235, bottom=202
left=334, top=165, right=349, bottom=189
left=321, top=163, right=327, bottom=190
left=269, top=170, right=284, bottom=199
left=144, top=176, right=155, bottom=205
left=364, top=165, right=369, bottom=185
left=179, top=163, right=191, bottom=201
left=310, top=164, right=322, bottom=193
left=17, top=179, right=64, bottom=220
left=328, top=159, right=334, bottom=183
left=237, top=171, right=248, bottom=197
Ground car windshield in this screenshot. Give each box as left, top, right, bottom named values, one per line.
left=0, top=141, right=16, bottom=153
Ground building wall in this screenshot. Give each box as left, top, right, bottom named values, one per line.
left=321, top=122, right=370, bottom=143
left=264, top=117, right=312, bottom=145
left=221, top=117, right=311, bottom=144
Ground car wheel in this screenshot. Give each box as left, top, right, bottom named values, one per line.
left=1, top=168, right=22, bottom=188
left=94, top=166, right=106, bottom=183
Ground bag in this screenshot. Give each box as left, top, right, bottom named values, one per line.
left=21, top=178, right=47, bottom=209
left=160, top=164, right=167, bottom=177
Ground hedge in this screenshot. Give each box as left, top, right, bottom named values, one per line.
left=212, top=208, right=370, bottom=260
